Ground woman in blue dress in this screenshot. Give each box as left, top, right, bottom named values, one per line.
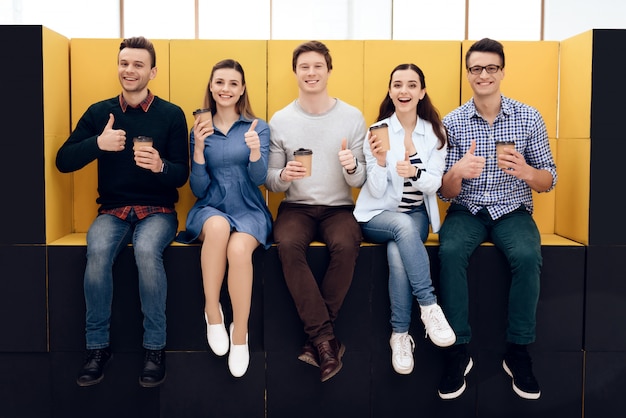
left=177, top=59, right=272, bottom=377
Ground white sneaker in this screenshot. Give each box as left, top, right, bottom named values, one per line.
left=389, top=332, right=415, bottom=374
left=420, top=303, right=456, bottom=347
left=206, top=304, right=229, bottom=356
left=228, top=323, right=249, bottom=378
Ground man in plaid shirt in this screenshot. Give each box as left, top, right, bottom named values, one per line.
left=436, top=38, right=557, bottom=401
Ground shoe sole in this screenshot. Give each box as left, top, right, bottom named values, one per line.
left=429, top=335, right=456, bottom=348
left=393, top=363, right=414, bottom=375
left=438, top=357, right=473, bottom=400
left=76, top=353, right=112, bottom=387
left=76, top=374, right=105, bottom=387
left=297, top=352, right=319, bottom=368
left=502, top=360, right=541, bottom=400
left=139, top=373, right=167, bottom=388
left=320, top=362, right=343, bottom=382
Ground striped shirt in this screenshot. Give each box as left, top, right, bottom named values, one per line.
left=398, top=152, right=424, bottom=212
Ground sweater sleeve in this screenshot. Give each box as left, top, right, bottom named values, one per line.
left=56, top=104, right=109, bottom=173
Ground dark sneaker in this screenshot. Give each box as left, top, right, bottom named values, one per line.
left=438, top=344, right=473, bottom=400
left=503, top=345, right=541, bottom=400
left=139, top=349, right=166, bottom=388
left=76, top=347, right=112, bottom=387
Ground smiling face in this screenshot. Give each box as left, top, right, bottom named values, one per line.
left=209, top=68, right=245, bottom=110
left=466, top=51, right=505, bottom=99
left=117, top=47, right=156, bottom=95
left=294, top=51, right=331, bottom=96
left=388, top=68, right=426, bottom=115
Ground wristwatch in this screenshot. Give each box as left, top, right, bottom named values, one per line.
left=346, top=157, right=358, bottom=175
left=411, top=166, right=421, bottom=181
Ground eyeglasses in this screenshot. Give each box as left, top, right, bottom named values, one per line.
left=467, top=65, right=502, bottom=75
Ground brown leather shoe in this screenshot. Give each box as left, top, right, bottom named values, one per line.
left=317, top=338, right=345, bottom=382
left=297, top=341, right=319, bottom=368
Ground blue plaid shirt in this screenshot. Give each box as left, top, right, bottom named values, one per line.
left=440, top=95, right=557, bottom=220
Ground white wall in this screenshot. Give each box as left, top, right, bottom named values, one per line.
left=0, top=0, right=624, bottom=40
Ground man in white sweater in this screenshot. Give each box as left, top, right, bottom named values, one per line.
left=265, top=40, right=367, bottom=382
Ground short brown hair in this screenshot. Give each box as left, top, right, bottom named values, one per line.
left=119, top=36, right=156, bottom=68
left=465, top=38, right=505, bottom=69
left=292, top=40, right=332, bottom=72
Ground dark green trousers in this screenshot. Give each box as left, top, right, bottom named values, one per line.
left=438, top=204, right=542, bottom=345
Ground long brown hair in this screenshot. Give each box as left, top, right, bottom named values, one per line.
left=376, top=63, right=446, bottom=149
left=203, top=59, right=256, bottom=119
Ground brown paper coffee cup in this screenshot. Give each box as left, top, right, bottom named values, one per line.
left=370, top=123, right=390, bottom=151
left=495, top=141, right=515, bottom=169
left=193, top=108, right=213, bottom=125
left=293, top=148, right=313, bottom=177
left=133, top=136, right=153, bottom=150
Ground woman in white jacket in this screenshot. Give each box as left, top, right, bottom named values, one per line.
left=354, top=63, right=455, bottom=375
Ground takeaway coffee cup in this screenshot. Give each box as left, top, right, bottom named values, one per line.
left=193, top=108, right=213, bottom=125
left=293, top=148, right=313, bottom=177
left=495, top=140, right=515, bottom=169
left=133, top=136, right=153, bottom=150
left=369, top=123, right=390, bottom=151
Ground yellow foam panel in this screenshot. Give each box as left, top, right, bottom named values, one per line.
left=559, top=31, right=592, bottom=139
left=532, top=138, right=557, bottom=234
left=555, top=138, right=590, bottom=244
left=43, top=28, right=71, bottom=243
left=555, top=31, right=592, bottom=243
left=50, top=38, right=588, bottom=244
left=67, top=38, right=171, bottom=233
left=169, top=40, right=268, bottom=230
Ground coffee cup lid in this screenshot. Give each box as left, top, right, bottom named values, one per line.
left=193, top=108, right=211, bottom=115
left=370, top=122, right=388, bottom=131
left=294, top=148, right=313, bottom=155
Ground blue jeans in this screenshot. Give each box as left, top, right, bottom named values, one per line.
left=360, top=206, right=436, bottom=333
left=84, top=210, right=177, bottom=350
left=438, top=204, right=542, bottom=345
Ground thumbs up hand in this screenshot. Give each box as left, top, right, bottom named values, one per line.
left=338, top=138, right=357, bottom=172
left=456, top=140, right=485, bottom=179
left=244, top=119, right=261, bottom=162
left=97, top=113, right=127, bottom=151
left=396, top=150, right=415, bottom=178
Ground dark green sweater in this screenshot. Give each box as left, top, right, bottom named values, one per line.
left=56, top=96, right=189, bottom=210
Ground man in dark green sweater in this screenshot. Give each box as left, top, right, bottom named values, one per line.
left=56, top=36, right=189, bottom=388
